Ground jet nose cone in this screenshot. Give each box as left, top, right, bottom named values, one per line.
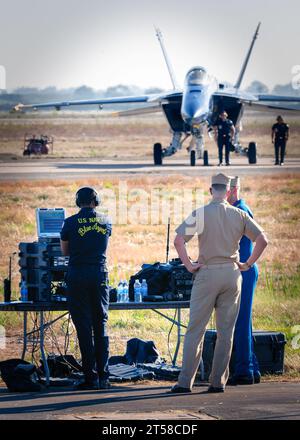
left=181, top=82, right=213, bottom=127
left=182, top=107, right=199, bottom=125
left=183, top=103, right=198, bottom=119
left=182, top=109, right=207, bottom=126
left=182, top=98, right=208, bottom=125
left=195, top=111, right=208, bottom=124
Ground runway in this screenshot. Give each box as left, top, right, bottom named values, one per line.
left=0, top=157, right=300, bottom=180
left=0, top=381, right=299, bottom=420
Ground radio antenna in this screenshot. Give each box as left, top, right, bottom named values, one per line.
left=166, top=217, right=170, bottom=263
left=4, top=252, right=16, bottom=302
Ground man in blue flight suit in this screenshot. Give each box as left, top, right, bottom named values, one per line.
left=60, top=187, right=112, bottom=390
left=227, top=176, right=261, bottom=385
left=214, top=111, right=235, bottom=166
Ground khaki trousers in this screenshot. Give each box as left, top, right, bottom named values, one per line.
left=178, top=263, right=242, bottom=389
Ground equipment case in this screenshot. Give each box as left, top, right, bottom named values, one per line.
left=201, top=329, right=286, bottom=380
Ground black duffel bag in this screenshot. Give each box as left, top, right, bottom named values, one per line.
left=129, top=262, right=173, bottom=301
left=40, top=354, right=82, bottom=378
left=0, top=359, right=42, bottom=392
left=109, top=337, right=161, bottom=366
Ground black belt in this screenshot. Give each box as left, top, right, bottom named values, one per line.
left=68, top=264, right=107, bottom=271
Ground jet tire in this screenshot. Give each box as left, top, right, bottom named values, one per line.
left=203, top=150, right=209, bottom=166
left=154, top=143, right=163, bottom=165
left=248, top=142, right=257, bottom=164
left=190, top=150, right=196, bottom=166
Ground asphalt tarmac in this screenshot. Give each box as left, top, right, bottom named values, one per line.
left=0, top=157, right=299, bottom=180
left=0, top=381, right=299, bottom=420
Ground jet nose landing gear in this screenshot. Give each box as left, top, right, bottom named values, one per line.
left=153, top=132, right=183, bottom=166
left=153, top=132, right=205, bottom=166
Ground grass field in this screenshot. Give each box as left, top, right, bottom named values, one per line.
left=0, top=110, right=300, bottom=160
left=0, top=174, right=299, bottom=378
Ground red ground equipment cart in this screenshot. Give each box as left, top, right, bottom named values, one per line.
left=23, top=134, right=54, bottom=156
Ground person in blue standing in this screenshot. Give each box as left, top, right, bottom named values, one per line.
left=227, top=176, right=261, bottom=384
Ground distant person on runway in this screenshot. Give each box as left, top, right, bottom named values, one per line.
left=214, top=111, right=235, bottom=167
left=272, top=116, right=289, bottom=166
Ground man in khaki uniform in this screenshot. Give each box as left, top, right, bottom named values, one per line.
left=170, top=173, right=268, bottom=393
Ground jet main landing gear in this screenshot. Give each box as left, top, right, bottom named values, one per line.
left=153, top=132, right=183, bottom=166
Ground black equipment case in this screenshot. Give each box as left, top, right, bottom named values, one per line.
left=202, top=329, right=286, bottom=380
left=170, top=263, right=193, bottom=299
left=19, top=240, right=69, bottom=301
left=128, top=259, right=193, bottom=302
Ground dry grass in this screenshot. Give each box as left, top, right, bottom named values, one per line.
left=0, top=174, right=299, bottom=377
left=0, top=110, right=299, bottom=160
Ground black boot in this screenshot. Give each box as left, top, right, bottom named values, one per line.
left=170, top=384, right=192, bottom=393
left=74, top=378, right=99, bottom=390
left=207, top=386, right=225, bottom=393
left=229, top=375, right=254, bottom=385
left=99, top=379, right=111, bottom=389
left=254, top=373, right=261, bottom=384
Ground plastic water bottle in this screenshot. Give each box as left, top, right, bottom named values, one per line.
left=134, top=280, right=142, bottom=303
left=20, top=280, right=28, bottom=302
left=123, top=280, right=129, bottom=303
left=117, top=281, right=124, bottom=303
left=141, top=279, right=148, bottom=299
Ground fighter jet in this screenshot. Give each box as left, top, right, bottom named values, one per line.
left=14, top=23, right=300, bottom=166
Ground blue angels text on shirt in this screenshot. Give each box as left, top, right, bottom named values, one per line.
left=60, top=208, right=112, bottom=267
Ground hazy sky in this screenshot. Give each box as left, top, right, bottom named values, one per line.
left=0, top=0, right=299, bottom=91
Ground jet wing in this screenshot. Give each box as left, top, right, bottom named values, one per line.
left=257, top=94, right=300, bottom=102
left=214, top=89, right=300, bottom=111
left=14, top=95, right=153, bottom=111
left=213, top=89, right=257, bottom=101
left=252, top=94, right=300, bottom=111
left=112, top=104, right=162, bottom=117
left=246, top=101, right=300, bottom=111
left=13, top=90, right=182, bottom=112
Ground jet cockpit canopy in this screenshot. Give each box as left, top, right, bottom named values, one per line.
left=185, top=67, right=209, bottom=86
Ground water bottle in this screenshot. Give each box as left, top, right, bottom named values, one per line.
left=134, top=280, right=142, bottom=303
left=123, top=280, right=129, bottom=303
left=117, top=281, right=124, bottom=303
left=20, top=280, right=28, bottom=302
left=141, top=279, right=148, bottom=299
